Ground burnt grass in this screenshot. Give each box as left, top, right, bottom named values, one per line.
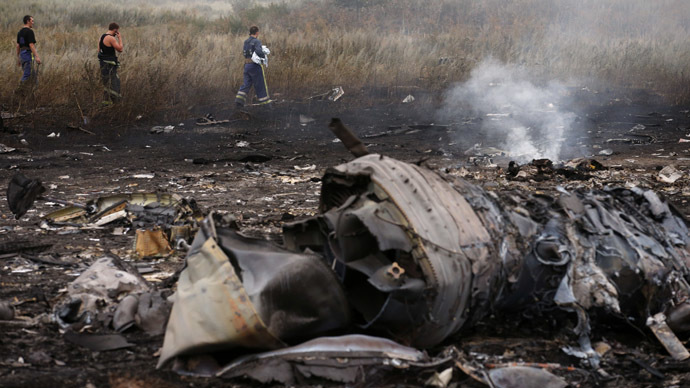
left=2, top=87, right=690, bottom=387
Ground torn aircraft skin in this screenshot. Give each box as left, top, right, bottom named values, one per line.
left=169, top=334, right=430, bottom=382
left=159, top=153, right=690, bottom=380
left=39, top=191, right=204, bottom=257
left=55, top=255, right=150, bottom=330
left=215, top=335, right=430, bottom=384
left=157, top=214, right=351, bottom=368
left=42, top=192, right=202, bottom=228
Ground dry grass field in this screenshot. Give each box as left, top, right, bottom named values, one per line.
left=1, top=0, right=689, bottom=121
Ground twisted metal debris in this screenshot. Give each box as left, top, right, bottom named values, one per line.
left=159, top=150, right=690, bottom=377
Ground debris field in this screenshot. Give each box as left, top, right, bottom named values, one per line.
left=2, top=89, right=690, bottom=387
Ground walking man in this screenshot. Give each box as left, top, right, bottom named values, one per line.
left=235, top=26, right=272, bottom=108
left=98, top=22, right=123, bottom=105
left=16, top=15, right=41, bottom=91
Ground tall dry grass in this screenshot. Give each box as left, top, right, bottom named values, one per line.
left=1, top=0, right=689, bottom=122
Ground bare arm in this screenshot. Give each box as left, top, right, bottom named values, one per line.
left=105, top=32, right=124, bottom=52
left=29, top=43, right=41, bottom=64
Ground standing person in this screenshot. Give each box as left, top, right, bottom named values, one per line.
left=16, top=15, right=41, bottom=86
left=98, top=22, right=123, bottom=105
left=235, top=26, right=272, bottom=108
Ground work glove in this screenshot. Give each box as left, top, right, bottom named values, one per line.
left=251, top=52, right=268, bottom=67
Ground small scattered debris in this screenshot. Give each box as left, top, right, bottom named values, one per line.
left=55, top=255, right=150, bottom=330
left=488, top=366, right=568, bottom=388
left=329, top=118, right=369, bottom=157
left=425, top=367, right=453, bottom=387
left=196, top=114, right=231, bottom=126
left=131, top=173, right=155, bottom=179
left=593, top=341, right=612, bottom=357
left=402, top=94, right=415, bottom=103
left=329, top=86, right=344, bottom=101
left=6, top=173, right=47, bottom=219
left=658, top=166, right=683, bottom=184
left=63, top=331, right=135, bottom=352
left=647, top=313, right=690, bottom=361
left=135, top=229, right=173, bottom=258
left=0, top=144, right=16, bottom=154
left=299, top=114, right=315, bottom=125
left=308, top=86, right=345, bottom=102
left=150, top=125, right=175, bottom=134
left=47, top=132, right=60, bottom=138
left=294, top=164, right=316, bottom=171
left=0, top=301, right=15, bottom=320
left=66, top=124, right=95, bottom=135
left=598, top=148, right=613, bottom=156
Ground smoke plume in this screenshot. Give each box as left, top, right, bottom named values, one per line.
left=439, top=60, right=577, bottom=162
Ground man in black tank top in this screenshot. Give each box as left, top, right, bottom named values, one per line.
left=98, top=22, right=124, bottom=105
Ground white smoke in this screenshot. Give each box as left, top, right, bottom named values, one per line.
left=439, top=60, right=576, bottom=162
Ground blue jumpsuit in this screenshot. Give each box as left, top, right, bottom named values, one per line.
left=235, top=36, right=271, bottom=107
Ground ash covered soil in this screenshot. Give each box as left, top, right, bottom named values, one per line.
left=2, top=87, right=690, bottom=387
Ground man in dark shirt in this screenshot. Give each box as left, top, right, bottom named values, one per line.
left=235, top=26, right=272, bottom=108
left=16, top=15, right=41, bottom=84
left=97, top=22, right=124, bottom=105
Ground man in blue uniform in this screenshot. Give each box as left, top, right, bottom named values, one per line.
left=235, top=26, right=272, bottom=108
left=16, top=15, right=41, bottom=86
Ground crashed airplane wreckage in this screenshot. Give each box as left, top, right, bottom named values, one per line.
left=7, top=173, right=204, bottom=257
left=156, top=120, right=690, bottom=384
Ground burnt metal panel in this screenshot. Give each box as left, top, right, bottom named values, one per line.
left=158, top=214, right=351, bottom=367
left=322, top=154, right=493, bottom=347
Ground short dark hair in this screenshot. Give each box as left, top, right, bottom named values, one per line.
left=23, top=15, right=32, bottom=24
left=249, top=26, right=259, bottom=35
left=109, top=22, right=120, bottom=31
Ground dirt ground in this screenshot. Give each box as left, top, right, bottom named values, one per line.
left=1, top=87, right=690, bottom=387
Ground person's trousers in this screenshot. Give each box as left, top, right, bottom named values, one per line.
left=100, top=60, right=121, bottom=103
left=19, top=50, right=35, bottom=83
left=235, top=63, right=271, bottom=106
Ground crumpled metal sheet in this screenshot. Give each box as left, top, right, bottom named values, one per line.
left=113, top=291, right=171, bottom=335
left=157, top=214, right=350, bottom=368
left=63, top=331, right=135, bottom=352
left=44, top=192, right=202, bottom=257
left=488, top=366, right=568, bottom=388
left=134, top=229, right=173, bottom=257
left=44, top=192, right=202, bottom=227
left=301, top=155, right=690, bottom=349
left=55, top=255, right=150, bottom=329
left=7, top=173, right=46, bottom=219
left=301, top=154, right=494, bottom=347
left=215, top=335, right=428, bottom=384
left=160, top=153, right=690, bottom=371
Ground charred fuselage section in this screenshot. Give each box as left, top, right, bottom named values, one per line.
left=159, top=153, right=690, bottom=371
